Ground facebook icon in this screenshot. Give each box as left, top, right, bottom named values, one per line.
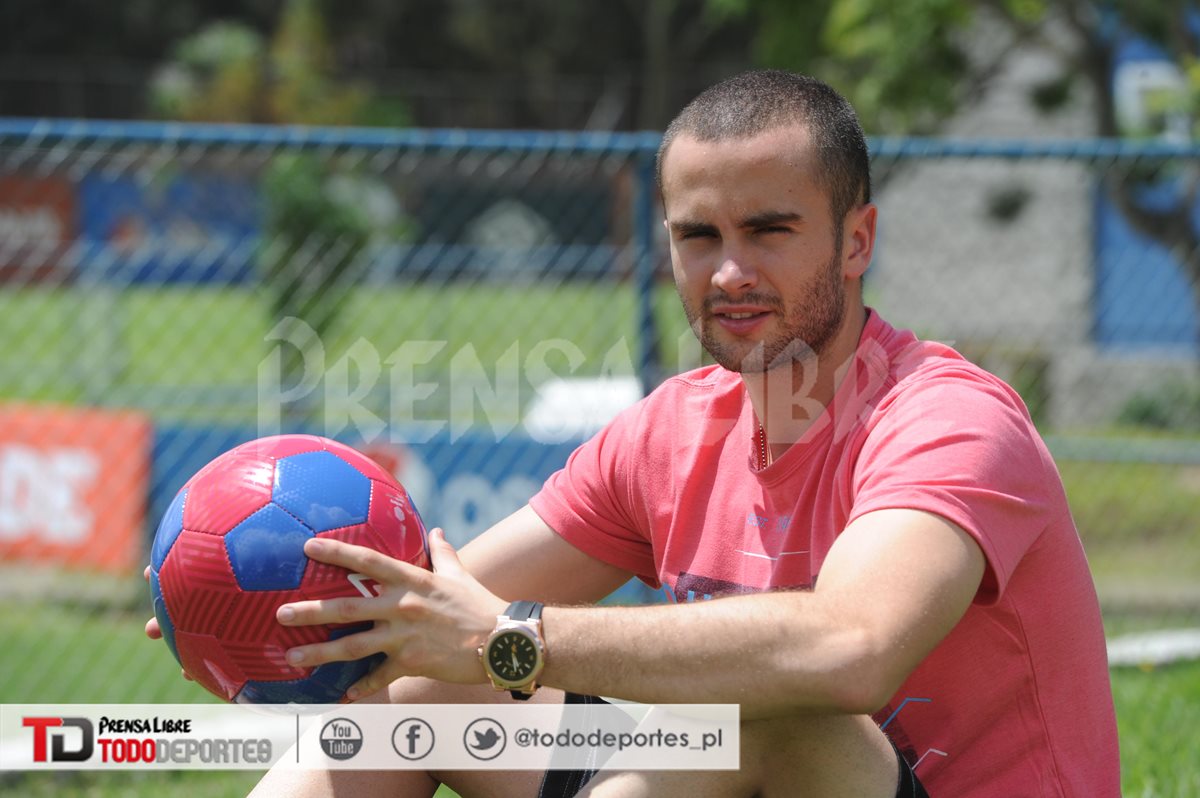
left=406, top=724, right=422, bottom=753
left=392, top=718, right=435, bottom=761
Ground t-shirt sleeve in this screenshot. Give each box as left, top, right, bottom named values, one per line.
left=848, top=368, right=1064, bottom=604
left=528, top=401, right=659, bottom=585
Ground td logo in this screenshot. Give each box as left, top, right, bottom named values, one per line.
left=23, top=717, right=95, bottom=762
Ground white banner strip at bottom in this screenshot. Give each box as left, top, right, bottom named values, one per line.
left=1, top=702, right=739, bottom=772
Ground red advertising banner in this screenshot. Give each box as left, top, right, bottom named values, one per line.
left=0, top=175, right=76, bottom=284
left=0, top=404, right=151, bottom=573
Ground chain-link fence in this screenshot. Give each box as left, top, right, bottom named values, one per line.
left=1, top=121, right=1198, bottom=705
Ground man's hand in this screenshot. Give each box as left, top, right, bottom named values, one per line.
left=143, top=565, right=164, bottom=640
left=143, top=565, right=193, bottom=681
left=275, top=528, right=508, bottom=701
left=141, top=505, right=624, bottom=700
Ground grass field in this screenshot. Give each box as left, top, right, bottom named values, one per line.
left=1, top=600, right=1198, bottom=797
left=1060, top=458, right=1200, bottom=594
left=0, top=284, right=696, bottom=421
left=2, top=285, right=1197, bottom=794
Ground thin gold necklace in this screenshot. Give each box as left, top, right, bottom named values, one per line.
left=757, top=424, right=772, bottom=469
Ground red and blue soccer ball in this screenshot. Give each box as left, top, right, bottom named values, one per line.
left=149, top=434, right=430, bottom=704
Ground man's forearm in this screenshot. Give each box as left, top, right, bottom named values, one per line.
left=539, top=590, right=884, bottom=718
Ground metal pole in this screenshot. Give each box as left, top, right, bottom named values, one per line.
left=633, top=147, right=659, bottom=396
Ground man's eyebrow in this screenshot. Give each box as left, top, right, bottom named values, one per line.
left=668, top=211, right=803, bottom=236
left=668, top=219, right=717, bottom=236
left=740, top=210, right=803, bottom=228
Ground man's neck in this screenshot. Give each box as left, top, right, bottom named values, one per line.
left=741, top=303, right=868, bottom=462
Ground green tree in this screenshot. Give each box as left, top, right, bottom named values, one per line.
left=705, top=0, right=1047, bottom=133
left=717, top=0, right=1200, bottom=365
left=148, top=21, right=268, bottom=122
left=150, top=0, right=415, bottom=421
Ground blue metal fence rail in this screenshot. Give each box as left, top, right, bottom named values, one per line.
left=9, top=118, right=1200, bottom=158
left=3, top=119, right=1199, bottom=404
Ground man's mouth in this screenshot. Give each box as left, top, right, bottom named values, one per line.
left=711, top=307, right=772, bottom=334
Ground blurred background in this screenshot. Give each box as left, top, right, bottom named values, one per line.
left=1, top=1, right=1197, bottom=795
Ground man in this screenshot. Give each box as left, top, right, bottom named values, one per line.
left=152, top=70, right=1120, bottom=796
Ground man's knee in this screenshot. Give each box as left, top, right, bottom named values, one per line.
left=383, top=676, right=483, bottom=704
left=739, top=713, right=898, bottom=798
left=583, top=713, right=900, bottom=798
left=381, top=678, right=567, bottom=798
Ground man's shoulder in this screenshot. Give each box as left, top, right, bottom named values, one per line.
left=603, top=365, right=743, bottom=448
left=889, top=344, right=1025, bottom=412
left=867, top=314, right=1024, bottom=410
left=643, top=364, right=743, bottom=405
left=659, top=363, right=738, bottom=387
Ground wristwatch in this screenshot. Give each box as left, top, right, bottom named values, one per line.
left=478, top=601, right=546, bottom=700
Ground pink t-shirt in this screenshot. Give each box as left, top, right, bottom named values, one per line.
left=530, top=310, right=1119, bottom=796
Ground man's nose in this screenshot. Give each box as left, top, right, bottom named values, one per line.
left=711, top=249, right=758, bottom=295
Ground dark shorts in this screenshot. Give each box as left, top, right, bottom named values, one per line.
left=539, top=694, right=929, bottom=798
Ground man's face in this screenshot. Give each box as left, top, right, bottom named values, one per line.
left=661, top=125, right=848, bottom=373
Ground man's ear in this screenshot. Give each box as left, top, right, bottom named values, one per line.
left=843, top=203, right=877, bottom=280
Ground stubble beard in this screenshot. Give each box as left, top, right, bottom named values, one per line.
left=681, top=250, right=847, bottom=374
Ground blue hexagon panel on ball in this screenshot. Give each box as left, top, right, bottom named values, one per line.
left=273, top=450, right=371, bottom=532
left=226, top=503, right=315, bottom=591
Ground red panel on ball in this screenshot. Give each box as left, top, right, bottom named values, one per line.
left=367, top=479, right=430, bottom=567
left=162, top=530, right=237, bottom=592
left=158, top=568, right=237, bottom=634
left=174, top=629, right=248, bottom=702
left=183, top=454, right=275, bottom=534
left=222, top=625, right=326, bottom=681
left=220, top=588, right=301, bottom=642
left=301, top=539, right=372, bottom=601
left=235, top=434, right=328, bottom=461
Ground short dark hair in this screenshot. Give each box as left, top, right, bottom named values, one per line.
left=656, top=70, right=872, bottom=224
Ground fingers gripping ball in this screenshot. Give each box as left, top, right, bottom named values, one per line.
left=148, top=435, right=430, bottom=704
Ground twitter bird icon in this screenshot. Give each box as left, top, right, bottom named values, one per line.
left=463, top=718, right=507, bottom=761
left=472, top=727, right=501, bottom=750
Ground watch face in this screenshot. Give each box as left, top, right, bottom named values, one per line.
left=486, top=629, right=540, bottom=685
